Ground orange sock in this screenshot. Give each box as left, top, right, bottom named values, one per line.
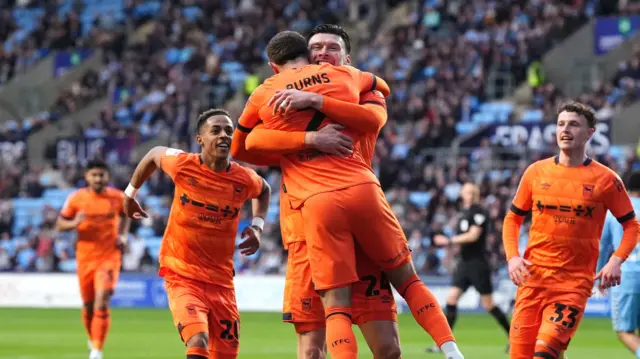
left=398, top=274, right=455, bottom=346
left=325, top=306, right=358, bottom=359
left=91, top=309, right=111, bottom=350
left=81, top=308, right=93, bottom=339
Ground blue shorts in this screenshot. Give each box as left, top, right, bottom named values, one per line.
left=610, top=291, right=640, bottom=332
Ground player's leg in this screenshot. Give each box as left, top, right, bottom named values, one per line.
left=346, top=184, right=460, bottom=357
left=77, top=266, right=96, bottom=351
left=89, top=261, right=120, bottom=357
left=206, top=284, right=240, bottom=359
left=164, top=270, right=210, bottom=359
left=535, top=291, right=588, bottom=358
left=611, top=291, right=640, bottom=358
left=358, top=320, right=401, bottom=359
left=471, top=261, right=510, bottom=345
left=425, top=276, right=466, bottom=353
left=301, top=192, right=360, bottom=359
left=283, top=241, right=328, bottom=359
left=352, top=248, right=401, bottom=359
left=295, top=324, right=327, bottom=359
left=509, top=287, right=543, bottom=359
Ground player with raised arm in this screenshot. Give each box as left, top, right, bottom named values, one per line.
left=597, top=171, right=640, bottom=358
left=122, top=109, right=271, bottom=359
left=232, top=30, right=462, bottom=359
left=234, top=24, right=403, bottom=359
left=503, top=101, right=640, bottom=359
left=56, top=159, right=131, bottom=359
left=428, top=182, right=511, bottom=354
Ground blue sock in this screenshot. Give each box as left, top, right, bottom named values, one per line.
left=635, top=347, right=640, bottom=358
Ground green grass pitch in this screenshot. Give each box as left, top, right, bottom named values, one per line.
left=0, top=309, right=630, bottom=358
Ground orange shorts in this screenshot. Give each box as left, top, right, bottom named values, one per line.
left=77, top=258, right=121, bottom=304
left=164, top=270, right=240, bottom=357
left=283, top=241, right=397, bottom=334
left=510, top=286, right=587, bottom=358
left=300, top=183, right=410, bottom=290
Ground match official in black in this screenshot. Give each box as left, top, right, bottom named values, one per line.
left=426, top=182, right=511, bottom=354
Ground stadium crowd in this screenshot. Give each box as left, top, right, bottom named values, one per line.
left=2, top=0, right=640, bottom=276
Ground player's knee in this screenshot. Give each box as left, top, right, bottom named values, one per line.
left=480, top=297, right=495, bottom=311
left=534, top=339, right=560, bottom=358
left=93, top=290, right=113, bottom=310
left=318, top=287, right=352, bottom=308
left=370, top=341, right=401, bottom=359
left=301, top=346, right=325, bottom=359
left=385, top=262, right=416, bottom=289
left=185, top=332, right=208, bottom=349
left=83, top=301, right=94, bottom=313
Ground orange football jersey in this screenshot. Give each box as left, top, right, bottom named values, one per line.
left=510, top=156, right=636, bottom=295
left=60, top=187, right=125, bottom=263
left=158, top=149, right=264, bottom=288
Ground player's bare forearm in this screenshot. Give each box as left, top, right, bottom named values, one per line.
left=452, top=226, right=482, bottom=244
left=231, top=130, right=281, bottom=166
left=252, top=180, right=271, bottom=220
left=55, top=217, right=78, bottom=232
left=130, top=146, right=167, bottom=188
left=502, top=210, right=524, bottom=260
left=318, top=96, right=386, bottom=133
left=118, top=213, right=131, bottom=237
left=245, top=127, right=307, bottom=155
left=614, top=218, right=640, bottom=260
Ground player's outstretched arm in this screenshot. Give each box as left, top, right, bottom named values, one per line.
left=246, top=123, right=354, bottom=157
left=231, top=129, right=282, bottom=166
left=122, top=146, right=171, bottom=219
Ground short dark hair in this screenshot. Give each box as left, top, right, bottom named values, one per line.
left=196, top=108, right=231, bottom=134
left=266, top=31, right=308, bottom=65
left=86, top=158, right=109, bottom=172
left=307, top=24, right=351, bottom=54
left=628, top=171, right=640, bottom=193
left=556, top=101, right=597, bottom=128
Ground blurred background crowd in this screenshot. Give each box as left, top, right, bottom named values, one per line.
left=1, top=0, right=640, bottom=277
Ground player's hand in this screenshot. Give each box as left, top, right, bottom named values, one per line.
left=238, top=226, right=261, bottom=256
left=595, top=255, right=622, bottom=289
left=123, top=196, right=148, bottom=220
left=508, top=256, right=532, bottom=286
left=73, top=211, right=86, bottom=227
left=432, top=234, right=450, bottom=246
left=268, top=89, right=322, bottom=117
left=305, top=124, right=353, bottom=157
left=117, top=234, right=129, bottom=253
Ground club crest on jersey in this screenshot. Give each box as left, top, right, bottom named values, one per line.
left=187, top=177, right=198, bottom=188
left=540, top=182, right=551, bottom=190
left=232, top=184, right=245, bottom=200
left=582, top=184, right=594, bottom=198
left=301, top=298, right=312, bottom=312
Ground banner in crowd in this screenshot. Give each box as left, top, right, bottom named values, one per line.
left=594, top=16, right=640, bottom=55
left=0, top=139, right=27, bottom=165
left=53, top=49, right=93, bottom=78
left=460, top=119, right=611, bottom=156
left=56, top=136, right=136, bottom=165
left=0, top=273, right=610, bottom=317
